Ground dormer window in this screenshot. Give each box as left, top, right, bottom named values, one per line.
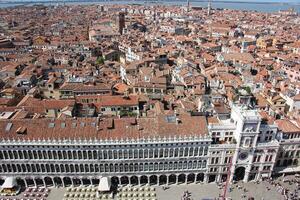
left=16, top=126, right=27, bottom=135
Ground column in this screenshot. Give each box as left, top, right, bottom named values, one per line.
left=129, top=176, right=131, bottom=185
left=80, top=178, right=83, bottom=186
left=52, top=177, right=55, bottom=187
left=243, top=173, right=249, bottom=183
left=42, top=178, right=46, bottom=188
left=204, top=174, right=208, bottom=183
left=33, top=178, right=37, bottom=188
left=138, top=176, right=140, bottom=186
left=166, top=175, right=169, bottom=185
left=185, top=174, right=188, bottom=184
left=62, top=177, right=65, bottom=187
left=71, top=178, right=74, bottom=187
left=176, top=175, right=178, bottom=184
left=24, top=179, right=28, bottom=188
left=216, top=174, right=221, bottom=183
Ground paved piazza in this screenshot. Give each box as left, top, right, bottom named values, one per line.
left=0, top=175, right=298, bottom=200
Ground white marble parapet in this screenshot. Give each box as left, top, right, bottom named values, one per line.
left=0, top=135, right=212, bottom=145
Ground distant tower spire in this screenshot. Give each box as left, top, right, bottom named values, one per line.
left=208, top=0, right=212, bottom=16
left=187, top=0, right=190, bottom=12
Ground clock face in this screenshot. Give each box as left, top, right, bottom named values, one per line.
left=239, top=152, right=249, bottom=160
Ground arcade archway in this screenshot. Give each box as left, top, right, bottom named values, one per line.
left=234, top=167, right=245, bottom=181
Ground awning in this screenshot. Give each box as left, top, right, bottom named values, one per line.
left=1, top=177, right=17, bottom=189
left=98, top=177, right=111, bottom=192
left=261, top=173, right=269, bottom=178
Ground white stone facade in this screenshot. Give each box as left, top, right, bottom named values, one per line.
left=0, top=106, right=299, bottom=188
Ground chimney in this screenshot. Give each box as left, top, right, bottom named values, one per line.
left=96, top=114, right=101, bottom=131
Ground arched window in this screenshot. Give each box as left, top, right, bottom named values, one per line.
left=123, top=150, right=128, bottom=159
left=189, top=148, right=193, bottom=156
left=82, top=151, right=87, bottom=160
left=109, top=164, right=114, bottom=172
left=194, top=147, right=199, bottom=156
left=58, top=151, right=63, bottom=160
left=72, top=151, right=77, bottom=159
left=78, top=151, right=83, bottom=160
left=164, top=149, right=169, bottom=157
left=184, top=148, right=189, bottom=156
left=139, top=149, right=143, bottom=158
left=90, top=164, right=94, bottom=172
left=118, top=150, right=123, bottom=159
left=62, top=151, right=67, bottom=159
left=38, top=151, right=43, bottom=159
left=134, top=163, right=138, bottom=171
left=85, top=164, right=89, bottom=172
left=114, top=164, right=119, bottom=172
left=159, top=162, right=163, bottom=170
left=53, top=151, right=57, bottom=159
left=159, top=149, right=164, bottom=158
left=42, top=151, right=47, bottom=159
left=18, top=151, right=24, bottom=159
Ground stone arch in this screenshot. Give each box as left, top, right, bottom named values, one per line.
left=72, top=177, right=81, bottom=186
left=120, top=176, right=129, bottom=185
left=35, top=177, right=44, bottom=187
left=65, top=164, right=70, bottom=173
left=114, top=164, right=119, bottom=172
left=54, top=177, right=63, bottom=187
left=149, top=175, right=158, bottom=185
left=208, top=174, right=216, bottom=183
left=16, top=164, right=21, bottom=172
left=234, top=167, right=246, bottom=181
left=130, top=176, right=139, bottom=185
left=187, top=173, right=195, bottom=184
left=111, top=176, right=119, bottom=186
left=159, top=175, right=167, bottom=185
left=63, top=177, right=72, bottom=187
left=1, top=164, right=6, bottom=172
left=293, top=159, right=298, bottom=166
left=44, top=176, right=54, bottom=187
left=178, top=174, right=186, bottom=184
left=92, top=178, right=99, bottom=186
left=168, top=174, right=177, bottom=185
left=196, top=173, right=204, bottom=182
left=140, top=175, right=148, bottom=185
left=82, top=178, right=90, bottom=185
left=16, top=178, right=25, bottom=187
left=25, top=178, right=34, bottom=187
left=0, top=178, right=5, bottom=186
left=12, top=164, right=17, bottom=172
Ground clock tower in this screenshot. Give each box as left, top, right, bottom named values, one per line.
left=230, top=106, right=261, bottom=182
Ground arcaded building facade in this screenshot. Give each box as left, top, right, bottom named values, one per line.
left=0, top=106, right=298, bottom=188
left=0, top=114, right=211, bottom=188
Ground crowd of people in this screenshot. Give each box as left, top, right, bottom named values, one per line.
left=265, top=176, right=300, bottom=200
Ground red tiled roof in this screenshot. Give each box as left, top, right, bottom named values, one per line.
left=0, top=114, right=208, bottom=140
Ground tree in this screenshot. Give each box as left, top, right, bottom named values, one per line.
left=96, top=56, right=105, bottom=65
left=78, top=54, right=85, bottom=62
